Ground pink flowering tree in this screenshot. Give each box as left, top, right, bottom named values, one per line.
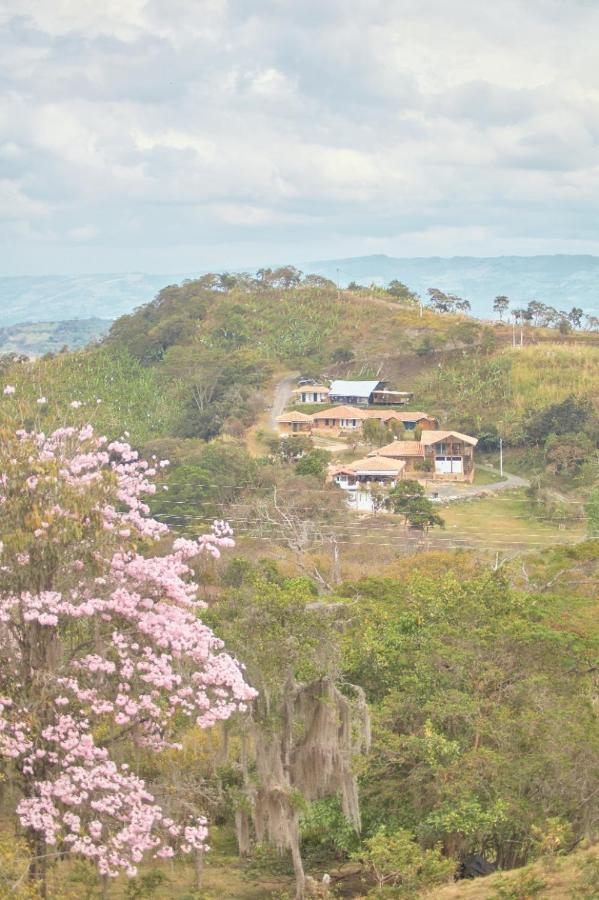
left=0, top=420, right=255, bottom=894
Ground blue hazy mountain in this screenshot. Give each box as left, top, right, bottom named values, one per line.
left=0, top=273, right=193, bottom=328
left=1, top=257, right=598, bottom=330
left=305, top=254, right=599, bottom=316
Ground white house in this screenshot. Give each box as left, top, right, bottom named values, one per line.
left=291, top=385, right=330, bottom=404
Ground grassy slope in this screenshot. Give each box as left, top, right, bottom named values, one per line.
left=430, top=844, right=599, bottom=899
left=415, top=343, right=599, bottom=437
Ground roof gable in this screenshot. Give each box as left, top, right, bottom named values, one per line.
left=420, top=430, right=478, bottom=446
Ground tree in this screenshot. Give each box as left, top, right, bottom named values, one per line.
left=362, top=418, right=392, bottom=447
left=427, top=289, right=470, bottom=315
left=387, top=480, right=444, bottom=529
left=493, top=295, right=510, bottom=321
left=0, top=415, right=254, bottom=893
left=585, top=315, right=599, bottom=332
left=545, top=432, right=593, bottom=475
left=210, top=571, right=370, bottom=899
left=354, top=827, right=455, bottom=894
left=523, top=395, right=596, bottom=445
left=295, top=448, right=331, bottom=479
left=386, top=280, right=419, bottom=304
left=558, top=317, right=572, bottom=335
left=301, top=274, right=335, bottom=289
left=569, top=307, right=584, bottom=329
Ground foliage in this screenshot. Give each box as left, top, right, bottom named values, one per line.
left=353, top=826, right=455, bottom=895
left=523, top=395, right=597, bottom=445
left=490, top=871, right=547, bottom=899
left=150, top=442, right=261, bottom=528
left=363, top=418, right=394, bottom=447
left=340, top=566, right=599, bottom=869
left=295, top=448, right=331, bottom=479
left=585, top=487, right=599, bottom=536
left=0, top=397, right=254, bottom=888
left=387, top=481, right=445, bottom=529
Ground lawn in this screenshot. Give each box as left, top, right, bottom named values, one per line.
left=440, top=490, right=585, bottom=552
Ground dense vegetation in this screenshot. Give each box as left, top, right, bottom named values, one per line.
left=0, top=271, right=598, bottom=898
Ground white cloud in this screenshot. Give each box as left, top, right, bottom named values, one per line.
left=2, top=0, right=599, bottom=272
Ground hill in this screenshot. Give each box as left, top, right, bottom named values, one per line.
left=0, top=275, right=598, bottom=899
left=0, top=317, right=111, bottom=356
left=307, top=253, right=599, bottom=317
left=3, top=255, right=599, bottom=327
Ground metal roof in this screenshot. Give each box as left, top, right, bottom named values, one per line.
left=329, top=380, right=381, bottom=398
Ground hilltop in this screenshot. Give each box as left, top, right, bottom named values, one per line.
left=3, top=254, right=599, bottom=328
left=0, top=272, right=598, bottom=899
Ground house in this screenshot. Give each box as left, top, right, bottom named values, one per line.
left=363, top=410, right=439, bottom=431
left=371, top=430, right=478, bottom=482
left=276, top=411, right=313, bottom=435
left=311, top=405, right=367, bottom=432
left=291, top=385, right=330, bottom=404
left=420, top=430, right=478, bottom=481
left=371, top=388, right=414, bottom=405
left=371, top=440, right=426, bottom=473
left=330, top=456, right=406, bottom=489
left=328, top=380, right=383, bottom=406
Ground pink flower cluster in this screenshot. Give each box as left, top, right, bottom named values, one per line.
left=0, top=424, right=256, bottom=879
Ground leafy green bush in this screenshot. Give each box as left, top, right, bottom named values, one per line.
left=353, top=827, right=455, bottom=896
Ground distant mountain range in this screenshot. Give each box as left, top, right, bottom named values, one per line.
left=1, top=256, right=598, bottom=331
left=0, top=273, right=191, bottom=328
left=306, top=254, right=599, bottom=317
left=0, top=318, right=112, bottom=357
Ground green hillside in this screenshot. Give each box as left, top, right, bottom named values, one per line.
left=0, top=273, right=598, bottom=899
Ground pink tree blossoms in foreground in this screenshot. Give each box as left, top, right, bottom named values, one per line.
left=0, top=423, right=256, bottom=892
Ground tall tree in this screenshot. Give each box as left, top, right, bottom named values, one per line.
left=493, top=295, right=510, bottom=321
left=211, top=572, right=370, bottom=900
left=0, top=407, right=254, bottom=894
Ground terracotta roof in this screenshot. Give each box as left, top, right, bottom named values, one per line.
left=370, top=440, right=425, bottom=458
left=420, top=429, right=478, bottom=446
left=312, top=405, right=368, bottom=421
left=291, top=385, right=330, bottom=394
left=363, top=410, right=435, bottom=423
left=331, top=456, right=406, bottom=475
left=276, top=412, right=313, bottom=423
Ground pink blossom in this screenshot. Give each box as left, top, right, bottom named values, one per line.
left=0, top=421, right=256, bottom=880
left=3, top=385, right=16, bottom=395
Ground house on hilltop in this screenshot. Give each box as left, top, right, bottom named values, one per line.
left=328, top=380, right=383, bottom=406
left=330, top=456, right=406, bottom=489
left=292, top=385, right=330, bottom=404
left=363, top=409, right=439, bottom=431
left=372, top=430, right=478, bottom=482
left=275, top=411, right=313, bottom=434
left=311, top=405, right=367, bottom=432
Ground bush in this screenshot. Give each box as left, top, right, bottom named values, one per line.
left=295, top=449, right=331, bottom=479
left=354, top=827, right=455, bottom=896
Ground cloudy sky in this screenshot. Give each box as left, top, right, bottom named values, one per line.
left=2, top=0, right=599, bottom=274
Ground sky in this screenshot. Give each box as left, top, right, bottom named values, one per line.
left=2, top=0, right=599, bottom=274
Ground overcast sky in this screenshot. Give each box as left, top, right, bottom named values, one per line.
left=2, top=0, right=599, bottom=274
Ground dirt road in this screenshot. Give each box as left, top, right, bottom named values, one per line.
left=269, top=373, right=299, bottom=430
